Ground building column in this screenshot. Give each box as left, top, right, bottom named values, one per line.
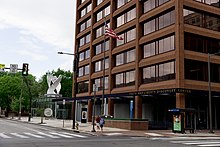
left=87, top=99, right=93, bottom=122
left=176, top=93, right=185, bottom=109
left=135, top=96, right=142, bottom=119
left=108, top=98, right=114, bottom=117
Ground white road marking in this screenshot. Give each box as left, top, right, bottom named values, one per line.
left=23, top=132, right=44, bottom=138
left=104, top=133, right=123, bottom=136
left=10, top=133, right=29, bottom=138
left=0, top=133, right=12, bottom=139
left=198, top=144, right=220, bottom=147
left=37, top=132, right=60, bottom=138
left=61, top=132, right=88, bottom=138
left=49, top=132, right=73, bottom=138
left=145, top=133, right=163, bottom=136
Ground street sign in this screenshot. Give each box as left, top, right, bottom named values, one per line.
left=44, top=108, right=53, bottom=117
left=10, top=64, right=18, bottom=73
left=0, top=64, right=5, bottom=72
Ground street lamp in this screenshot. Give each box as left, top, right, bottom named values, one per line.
left=207, top=52, right=220, bottom=133
left=58, top=51, right=78, bottom=130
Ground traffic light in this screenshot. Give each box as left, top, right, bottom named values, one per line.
left=22, top=63, right=29, bottom=76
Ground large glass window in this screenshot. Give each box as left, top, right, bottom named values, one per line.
left=96, top=22, right=110, bottom=38
left=143, top=0, right=170, bottom=13
left=143, top=10, right=175, bottom=35
left=78, top=81, right=89, bottom=93
left=184, top=33, right=220, bottom=54
left=184, top=9, right=220, bottom=32
left=79, top=34, right=90, bottom=47
left=94, top=58, right=109, bottom=72
left=116, top=49, right=135, bottom=66
left=117, top=0, right=132, bottom=8
left=96, top=6, right=110, bottom=22
left=78, top=64, right=90, bottom=77
left=94, top=76, right=109, bottom=91
left=95, top=40, right=109, bottom=55
left=80, top=3, right=92, bottom=18
left=116, top=28, right=136, bottom=46
left=80, top=18, right=91, bottom=32
left=79, top=49, right=90, bottom=61
left=115, top=70, right=135, bottom=88
left=97, top=0, right=104, bottom=5
left=117, top=8, right=136, bottom=27
left=194, top=0, right=220, bottom=8
left=143, top=35, right=174, bottom=58
left=143, top=61, right=175, bottom=83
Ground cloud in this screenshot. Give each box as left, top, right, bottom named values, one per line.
left=0, top=0, right=75, bottom=50
left=17, top=49, right=48, bottom=61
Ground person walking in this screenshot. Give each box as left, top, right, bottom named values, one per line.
left=95, top=115, right=101, bottom=130
left=99, top=117, right=105, bottom=133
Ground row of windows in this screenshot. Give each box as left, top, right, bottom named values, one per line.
left=117, top=8, right=136, bottom=27
left=95, top=40, right=109, bottom=55
left=115, top=70, right=135, bottom=88
left=185, top=59, right=220, bottom=82
left=80, top=18, right=91, bottom=32
left=117, top=0, right=132, bottom=8
left=96, top=22, right=110, bottom=38
left=144, top=10, right=175, bottom=35
left=116, top=49, right=135, bottom=66
left=95, top=58, right=109, bottom=72
left=79, top=34, right=90, bottom=47
left=79, top=65, right=89, bottom=77
left=80, top=3, right=92, bottom=18
left=97, top=5, right=110, bottom=22
left=143, top=61, right=175, bottom=83
left=143, top=0, right=170, bottom=13
left=184, top=33, right=220, bottom=54
left=79, top=49, right=90, bottom=62
left=117, top=28, right=136, bottom=46
left=194, top=0, right=220, bottom=8
left=184, top=9, right=220, bottom=32
left=94, top=76, right=109, bottom=91
left=143, top=35, right=175, bottom=58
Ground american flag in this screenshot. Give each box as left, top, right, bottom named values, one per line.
left=105, top=24, right=123, bottom=40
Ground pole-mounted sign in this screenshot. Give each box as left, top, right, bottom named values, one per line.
left=0, top=64, right=5, bottom=72
left=10, top=64, right=18, bottom=73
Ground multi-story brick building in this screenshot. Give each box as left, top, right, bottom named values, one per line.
left=74, top=0, right=220, bottom=129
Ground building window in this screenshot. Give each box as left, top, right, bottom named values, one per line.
left=80, top=18, right=91, bottom=32
left=143, top=10, right=175, bottom=35
left=95, top=22, right=110, bottom=38
left=194, top=0, right=220, bottom=8
left=95, top=40, right=109, bottom=55
left=79, top=49, right=90, bottom=61
left=81, top=0, right=86, bottom=4
left=117, top=8, right=136, bottom=27
left=80, top=3, right=92, bottom=18
left=117, top=0, right=132, bottom=8
left=78, top=81, right=89, bottom=93
left=78, top=64, right=90, bottom=77
left=143, top=0, right=170, bottom=13
left=143, top=35, right=175, bottom=58
left=184, top=9, right=220, bottom=32
left=116, top=49, right=135, bottom=66
left=79, top=34, right=90, bottom=47
left=116, top=28, right=136, bottom=46
left=184, top=33, right=220, bottom=54
left=143, top=61, right=175, bottom=83
left=96, top=6, right=110, bottom=22
left=97, top=0, right=104, bottom=5
left=115, top=70, right=135, bottom=88
left=94, top=58, right=109, bottom=72
left=94, top=76, right=109, bottom=91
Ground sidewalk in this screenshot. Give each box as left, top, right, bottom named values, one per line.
left=4, top=116, right=220, bottom=137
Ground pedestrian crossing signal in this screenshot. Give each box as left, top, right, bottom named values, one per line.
left=22, top=63, right=28, bottom=76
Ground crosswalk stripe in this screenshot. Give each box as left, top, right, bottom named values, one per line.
left=10, top=133, right=29, bottom=138
left=49, top=132, right=73, bottom=138
left=0, top=133, right=12, bottom=139
left=198, top=144, right=220, bottom=147
left=184, top=141, right=220, bottom=145
left=104, top=133, right=122, bottom=136
left=23, top=132, right=44, bottom=138
left=61, top=132, right=88, bottom=138
left=145, top=133, right=163, bottom=136
left=37, top=132, right=60, bottom=138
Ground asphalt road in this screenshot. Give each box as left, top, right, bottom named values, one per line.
left=1, top=118, right=220, bottom=147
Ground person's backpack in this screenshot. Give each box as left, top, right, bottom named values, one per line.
left=100, top=118, right=105, bottom=125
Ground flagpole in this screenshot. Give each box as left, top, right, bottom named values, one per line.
left=102, top=17, right=106, bottom=116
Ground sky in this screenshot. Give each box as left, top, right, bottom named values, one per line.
left=0, top=0, right=76, bottom=80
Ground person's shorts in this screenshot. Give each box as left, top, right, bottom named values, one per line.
left=100, top=124, right=103, bottom=128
